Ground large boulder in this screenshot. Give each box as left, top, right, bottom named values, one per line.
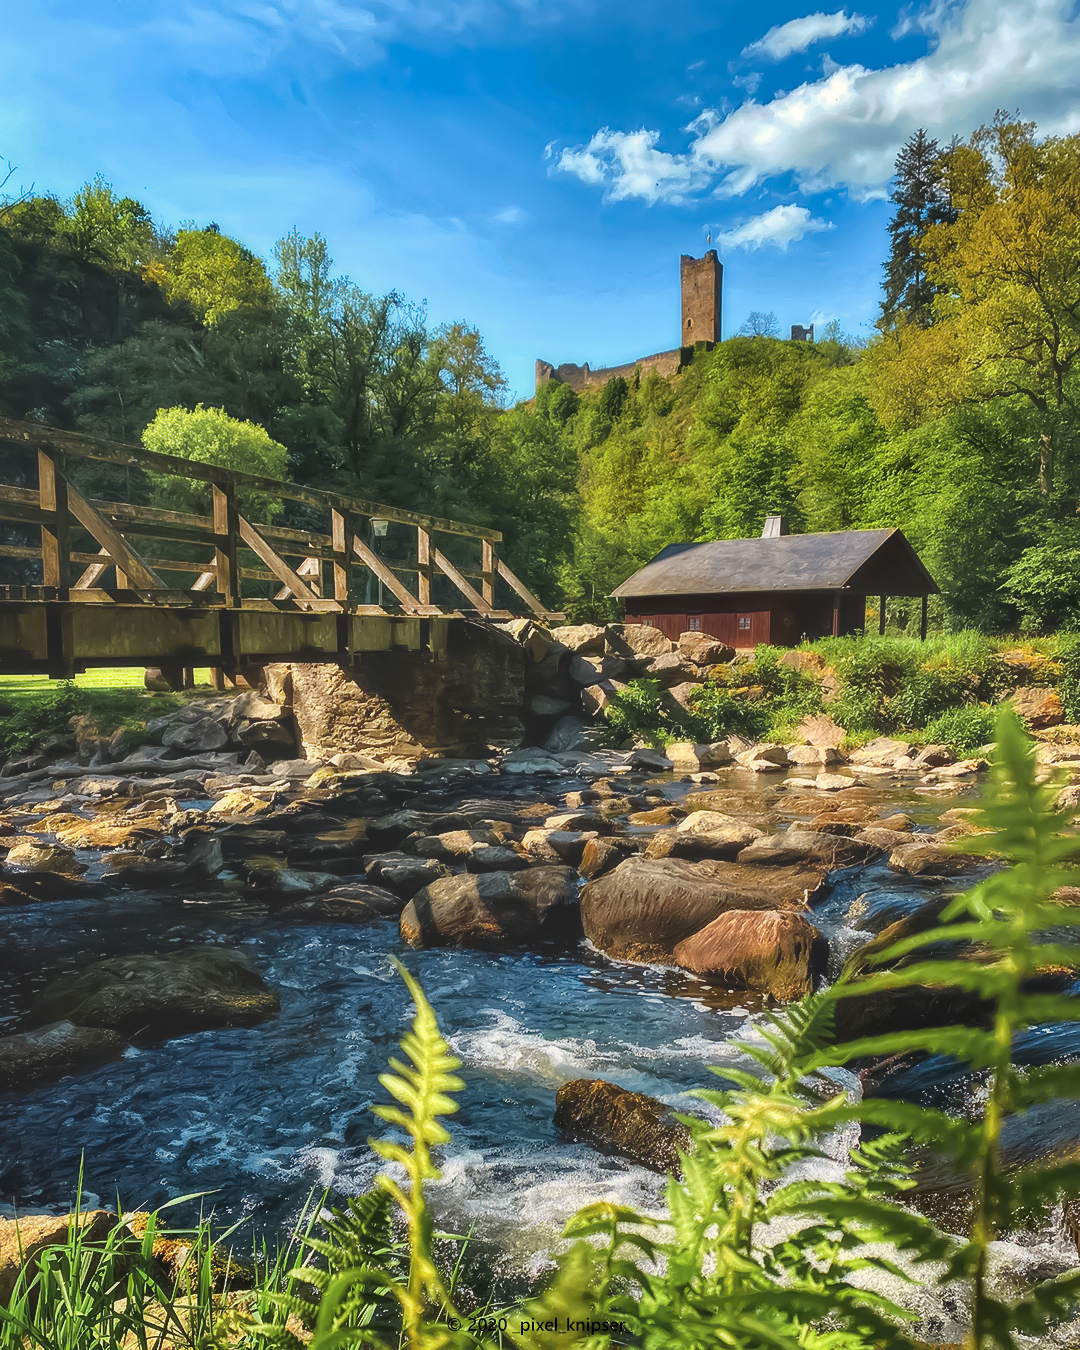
left=672, top=910, right=827, bottom=1001
left=605, top=624, right=675, bottom=660
left=28, top=948, right=280, bottom=1040
left=4, top=841, right=85, bottom=874
left=639, top=652, right=699, bottom=686
left=363, top=852, right=452, bottom=897
left=276, top=882, right=404, bottom=923
left=645, top=824, right=763, bottom=862
left=401, top=866, right=579, bottom=949
left=676, top=632, right=734, bottom=666
left=1010, top=687, right=1064, bottom=730
left=0, top=1020, right=126, bottom=1091
left=888, top=841, right=983, bottom=877
left=552, top=624, right=606, bottom=655
left=667, top=741, right=732, bottom=772
left=159, top=707, right=229, bottom=754
left=287, top=621, right=526, bottom=760
left=554, top=1078, right=690, bottom=1174
left=580, top=855, right=822, bottom=962
left=0, top=1211, right=119, bottom=1304
left=848, top=737, right=912, bottom=767
left=796, top=714, right=846, bottom=750
left=737, top=829, right=881, bottom=869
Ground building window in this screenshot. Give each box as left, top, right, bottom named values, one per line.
left=738, top=616, right=751, bottom=631
left=686, top=615, right=702, bottom=631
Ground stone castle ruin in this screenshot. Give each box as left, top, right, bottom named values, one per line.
left=535, top=250, right=723, bottom=393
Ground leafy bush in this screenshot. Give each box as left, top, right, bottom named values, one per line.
left=685, top=683, right=769, bottom=742
left=1056, top=635, right=1080, bottom=723
left=0, top=682, right=86, bottom=760
left=919, top=704, right=996, bottom=754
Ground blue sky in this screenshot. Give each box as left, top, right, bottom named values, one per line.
left=3, top=0, right=1080, bottom=399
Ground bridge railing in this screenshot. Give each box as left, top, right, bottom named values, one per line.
left=0, top=418, right=561, bottom=624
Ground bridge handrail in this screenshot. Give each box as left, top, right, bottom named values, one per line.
left=0, top=417, right=561, bottom=624
left=0, top=417, right=501, bottom=542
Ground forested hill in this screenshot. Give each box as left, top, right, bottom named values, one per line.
left=3, top=113, right=1080, bottom=632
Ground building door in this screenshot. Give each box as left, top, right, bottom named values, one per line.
left=735, top=611, right=770, bottom=647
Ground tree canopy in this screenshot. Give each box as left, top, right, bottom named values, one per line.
left=4, top=117, right=1080, bottom=630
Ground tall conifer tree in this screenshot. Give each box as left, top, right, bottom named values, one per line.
left=880, top=129, right=954, bottom=328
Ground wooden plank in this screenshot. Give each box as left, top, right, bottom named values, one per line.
left=0, top=417, right=502, bottom=541
left=417, top=527, right=432, bottom=605
left=65, top=484, right=168, bottom=590
left=481, top=538, right=496, bottom=608
left=213, top=484, right=240, bottom=602
left=331, top=509, right=350, bottom=602
left=73, top=547, right=112, bottom=590
left=275, top=555, right=321, bottom=601
left=0, top=485, right=40, bottom=507
left=496, top=559, right=561, bottom=619
left=38, top=450, right=70, bottom=592
left=238, top=514, right=326, bottom=607
left=351, top=535, right=439, bottom=614
left=434, top=547, right=495, bottom=616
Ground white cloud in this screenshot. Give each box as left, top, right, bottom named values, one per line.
left=556, top=128, right=712, bottom=205
left=742, top=9, right=868, bottom=61
left=495, top=205, right=525, bottom=222
left=718, top=203, right=833, bottom=249
left=557, top=0, right=1080, bottom=203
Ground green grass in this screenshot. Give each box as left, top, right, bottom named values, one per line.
left=0, top=668, right=218, bottom=760
left=0, top=667, right=215, bottom=702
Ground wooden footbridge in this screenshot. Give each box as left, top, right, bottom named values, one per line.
left=0, top=418, right=561, bottom=684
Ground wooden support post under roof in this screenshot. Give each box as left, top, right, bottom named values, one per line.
left=238, top=516, right=323, bottom=606
left=37, top=449, right=70, bottom=595
left=67, top=483, right=167, bottom=591
left=920, top=593, right=928, bottom=641
left=879, top=595, right=886, bottom=636
left=434, top=547, right=495, bottom=616
left=832, top=592, right=840, bottom=638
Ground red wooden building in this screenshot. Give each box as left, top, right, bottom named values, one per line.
left=612, top=520, right=938, bottom=648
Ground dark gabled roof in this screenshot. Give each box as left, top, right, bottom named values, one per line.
left=612, top=528, right=938, bottom=598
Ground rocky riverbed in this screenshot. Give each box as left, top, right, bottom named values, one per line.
left=4, top=666, right=1080, bottom=1343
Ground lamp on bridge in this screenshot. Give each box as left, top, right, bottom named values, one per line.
left=371, top=517, right=388, bottom=537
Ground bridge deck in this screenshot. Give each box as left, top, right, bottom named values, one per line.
left=0, top=418, right=561, bottom=679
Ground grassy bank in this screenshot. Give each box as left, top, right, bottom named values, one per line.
left=601, top=631, right=1080, bottom=754
left=0, top=668, right=215, bottom=763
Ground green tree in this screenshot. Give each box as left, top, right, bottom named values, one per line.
left=880, top=129, right=955, bottom=328
left=142, top=403, right=287, bottom=519
left=160, top=225, right=275, bottom=325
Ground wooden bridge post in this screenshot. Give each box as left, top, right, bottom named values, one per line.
left=481, top=539, right=496, bottom=608
left=331, top=508, right=351, bottom=603
left=37, top=449, right=70, bottom=596
left=213, top=484, right=240, bottom=602
left=38, top=448, right=75, bottom=677
left=213, top=482, right=241, bottom=680
left=416, top=527, right=433, bottom=605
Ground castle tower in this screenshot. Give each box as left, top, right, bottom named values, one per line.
left=680, top=250, right=723, bottom=346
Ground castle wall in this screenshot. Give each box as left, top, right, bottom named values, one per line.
left=535, top=250, right=724, bottom=394
left=535, top=348, right=683, bottom=394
